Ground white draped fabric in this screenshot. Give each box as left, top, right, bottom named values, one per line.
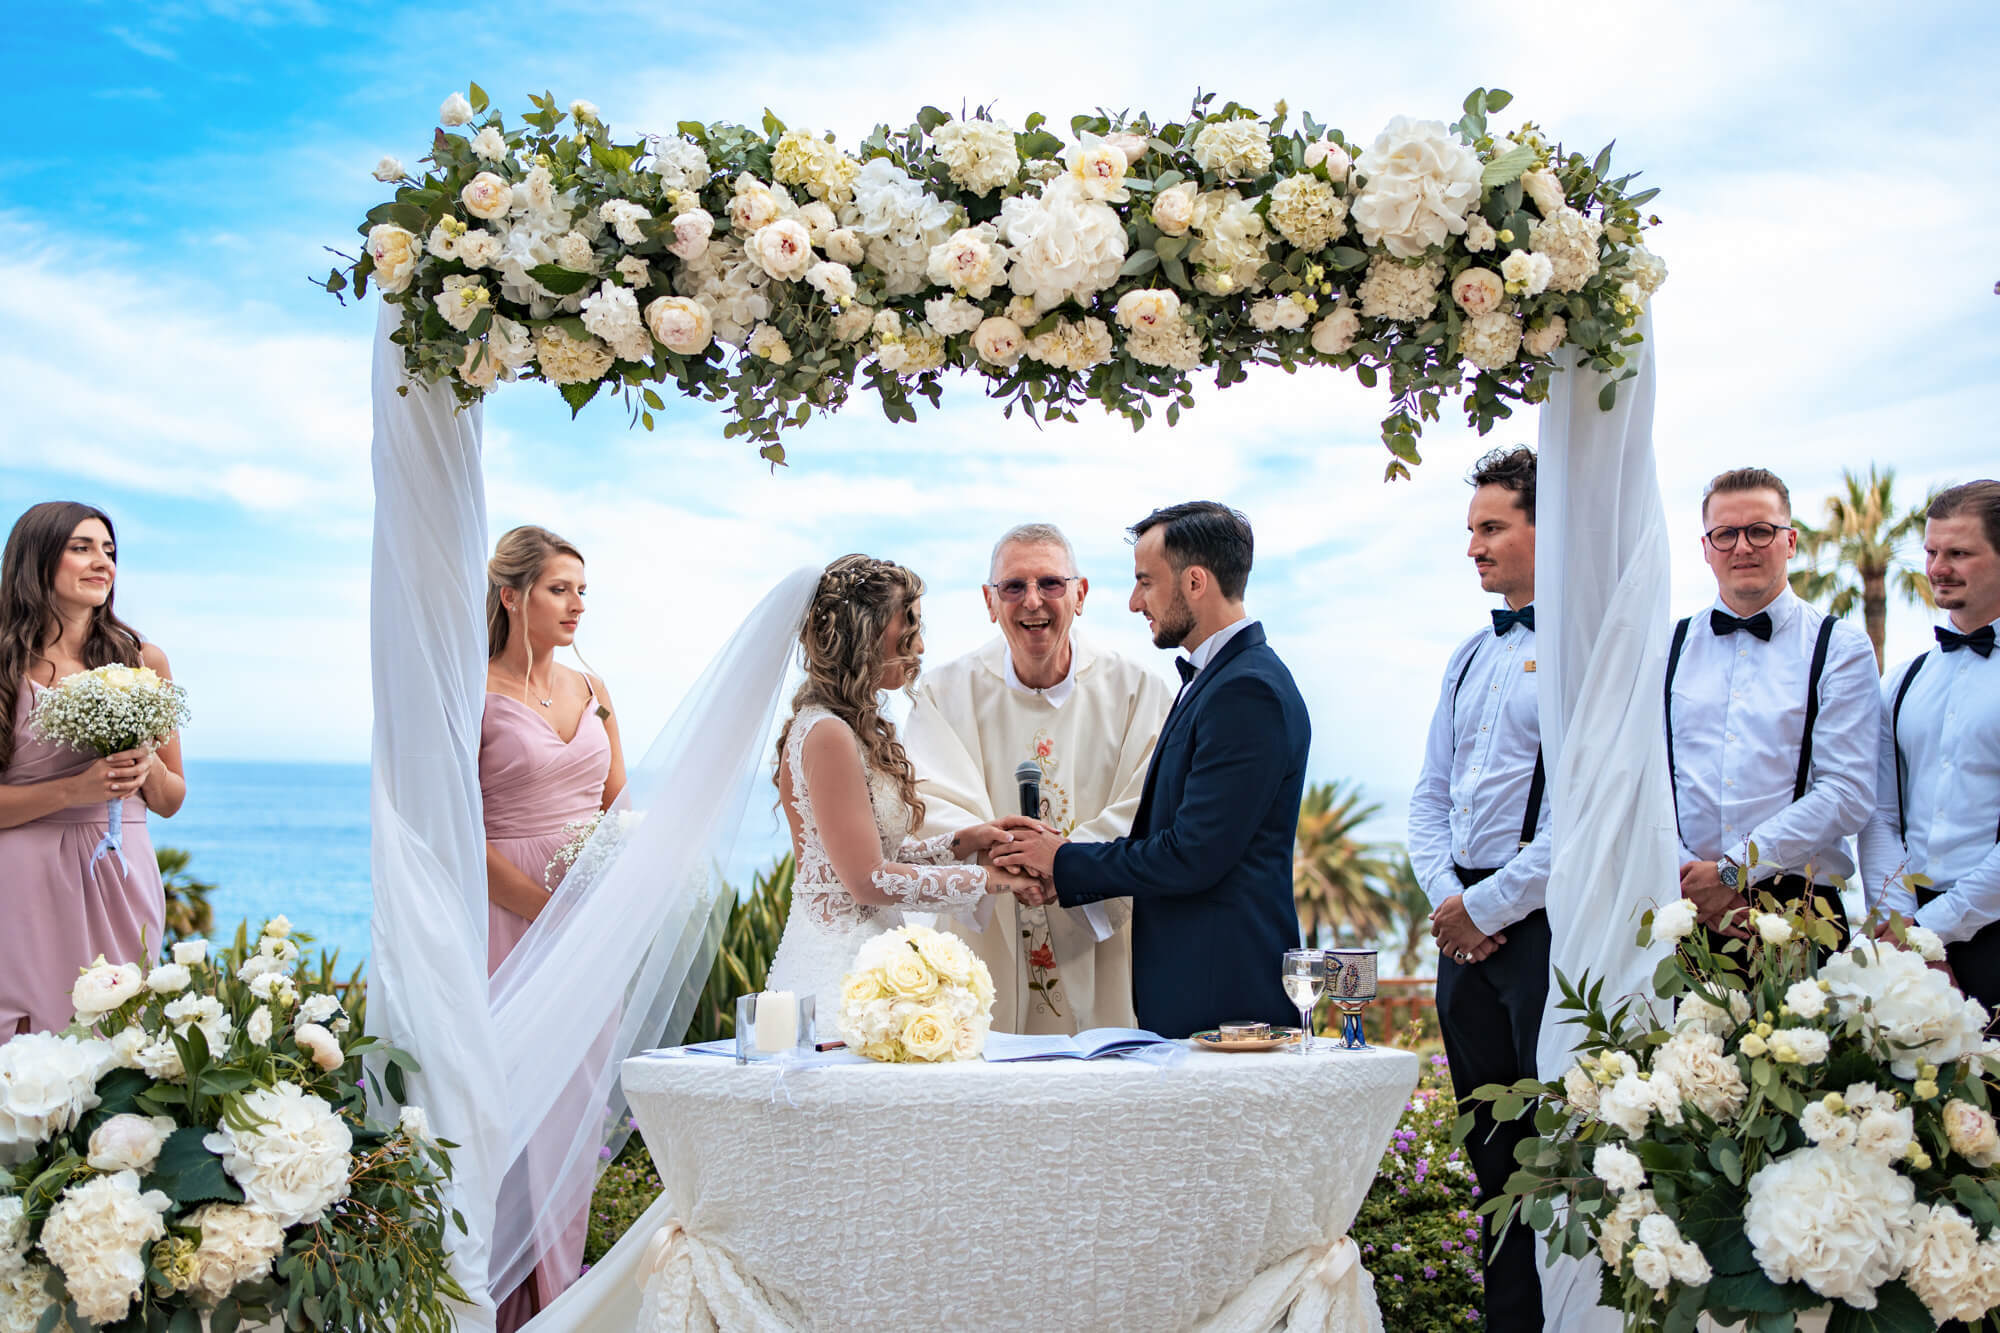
left=1533, top=314, right=1678, bottom=1328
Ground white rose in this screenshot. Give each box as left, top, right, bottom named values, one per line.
left=0, top=1032, right=109, bottom=1162
left=1151, top=181, right=1197, bottom=237
left=247, top=1004, right=274, bottom=1046
left=1521, top=167, right=1568, bottom=218
left=668, top=208, right=714, bottom=261
left=37, top=1171, right=171, bottom=1326
left=1784, top=979, right=1828, bottom=1019
left=470, top=125, right=508, bottom=163
left=1310, top=304, right=1361, bottom=356
left=1351, top=115, right=1484, bottom=258
left=294, top=1022, right=344, bottom=1071
left=1190, top=118, right=1274, bottom=180
left=1800, top=1099, right=1856, bottom=1148
left=804, top=260, right=856, bottom=307
left=86, top=1114, right=176, bottom=1173
left=397, top=1104, right=435, bottom=1145
left=645, top=296, right=715, bottom=357
left=1629, top=1245, right=1672, bottom=1292
left=749, top=219, right=814, bottom=282
left=746, top=322, right=793, bottom=365
left=1450, top=268, right=1504, bottom=317
left=1744, top=1145, right=1916, bottom=1306
left=186, top=1203, right=286, bottom=1304
left=825, top=226, right=866, bottom=266
left=1905, top=926, right=1947, bottom=962
left=971, top=316, right=1027, bottom=367
left=371, top=155, right=405, bottom=182
left=459, top=171, right=513, bottom=220
left=438, top=92, right=473, bottom=127
left=72, top=958, right=144, bottom=1020
left=1499, top=248, right=1553, bottom=297
left=570, top=99, right=599, bottom=124
left=796, top=200, right=837, bottom=245
left=1653, top=899, right=1698, bottom=943
left=1755, top=914, right=1794, bottom=946
left=203, top=1082, right=353, bottom=1227
left=171, top=940, right=208, bottom=967
left=1593, top=1142, right=1646, bottom=1194
left=1945, top=1098, right=2000, bottom=1166
left=1304, top=138, right=1352, bottom=178
left=1523, top=316, right=1568, bottom=359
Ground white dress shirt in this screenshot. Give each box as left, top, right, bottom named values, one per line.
left=1667, top=588, right=1878, bottom=884
left=1186, top=616, right=1257, bottom=674
left=1408, top=611, right=1549, bottom=936
left=1859, top=615, right=2000, bottom=943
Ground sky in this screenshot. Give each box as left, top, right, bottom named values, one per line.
left=4, top=1, right=1995, bottom=847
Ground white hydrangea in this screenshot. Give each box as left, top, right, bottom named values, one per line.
left=673, top=236, right=771, bottom=348
left=1001, top=176, right=1126, bottom=310
left=871, top=313, right=947, bottom=376
left=1744, top=1145, right=1917, bottom=1307
left=1902, top=1203, right=2000, bottom=1324
left=1459, top=310, right=1522, bottom=371
left=1529, top=206, right=1604, bottom=293
left=843, top=158, right=958, bottom=297
left=1023, top=315, right=1114, bottom=373
left=38, top=1171, right=171, bottom=1326
left=1187, top=188, right=1269, bottom=296
left=932, top=117, right=1020, bottom=196
left=0, top=1196, right=25, bottom=1277
left=1351, top=116, right=1484, bottom=258
left=0, top=1033, right=109, bottom=1163
left=1266, top=174, right=1348, bottom=252
left=747, top=323, right=793, bottom=365
left=1190, top=118, right=1273, bottom=181
left=643, top=135, right=711, bottom=191
left=1127, top=317, right=1205, bottom=372
left=533, top=325, right=616, bottom=384
left=185, top=1202, right=287, bottom=1305
left=770, top=129, right=858, bottom=206
left=203, top=1082, right=353, bottom=1228
left=1823, top=937, right=1990, bottom=1077
left=1357, top=256, right=1442, bottom=322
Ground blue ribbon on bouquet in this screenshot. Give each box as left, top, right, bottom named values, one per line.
left=91, top=795, right=132, bottom=874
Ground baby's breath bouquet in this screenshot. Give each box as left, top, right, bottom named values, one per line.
left=1467, top=896, right=2000, bottom=1332
left=0, top=918, right=465, bottom=1333
left=837, top=925, right=995, bottom=1063
left=27, top=665, right=190, bottom=871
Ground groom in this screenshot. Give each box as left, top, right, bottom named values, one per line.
left=993, top=502, right=1307, bottom=1038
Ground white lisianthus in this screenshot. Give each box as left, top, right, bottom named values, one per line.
left=748, top=218, right=815, bottom=282
left=1450, top=268, right=1505, bottom=317
left=460, top=171, right=514, bottom=221
left=470, top=125, right=508, bottom=163
left=1766, top=1027, right=1830, bottom=1066
left=1800, top=1098, right=1857, bottom=1148
left=970, top=316, right=1027, bottom=367
left=1905, top=926, right=1947, bottom=962
left=1151, top=181, right=1197, bottom=237
left=599, top=199, right=653, bottom=246
left=1266, top=174, right=1348, bottom=251
left=747, top=323, right=793, bottom=365
left=803, top=260, right=857, bottom=308
left=0, top=1032, right=110, bottom=1162
left=1103, top=132, right=1149, bottom=168
left=1562, top=1061, right=1601, bottom=1113
left=1597, top=1071, right=1656, bottom=1137
left=1248, top=293, right=1313, bottom=333
left=668, top=208, right=714, bottom=262
left=1629, top=1245, right=1672, bottom=1293
left=72, top=957, right=145, bottom=1020
left=1651, top=1028, right=1748, bottom=1122
left=1310, top=304, right=1361, bottom=357
left=645, top=296, right=714, bottom=356
left=1303, top=138, right=1352, bottom=179
left=491, top=316, right=535, bottom=370
left=1675, top=986, right=1750, bottom=1036
left=1351, top=116, right=1483, bottom=258
left=439, top=92, right=473, bottom=127
left=1853, top=1105, right=1915, bottom=1162
left=1755, top=913, right=1794, bottom=946
left=38, top=1171, right=171, bottom=1326
left=1061, top=135, right=1129, bottom=203
left=1190, top=118, right=1273, bottom=181
left=1460, top=311, right=1523, bottom=371
left=926, top=225, right=1008, bottom=299
left=1002, top=176, right=1127, bottom=310
left=1529, top=207, right=1603, bottom=293
left=246, top=1004, right=274, bottom=1046
left=1593, top=1142, right=1646, bottom=1194
left=1499, top=249, right=1553, bottom=297
left=1652, top=899, right=1699, bottom=943
left=923, top=295, right=984, bottom=337
left=1463, top=214, right=1497, bottom=253
left=371, top=155, right=405, bottom=182
left=1745, top=1145, right=1917, bottom=1306
left=186, top=1203, right=286, bottom=1304
left=1187, top=188, right=1269, bottom=296
left=580, top=281, right=654, bottom=361
left=397, top=1104, right=435, bottom=1145
left=1784, top=979, right=1828, bottom=1019
left=1114, top=288, right=1182, bottom=333
left=1823, top=937, right=1989, bottom=1077
left=1523, top=316, right=1568, bottom=359
left=1599, top=1189, right=1658, bottom=1272
left=1520, top=168, right=1568, bottom=218
left=533, top=325, right=616, bottom=385
left=569, top=99, right=598, bottom=124
left=136, top=1035, right=184, bottom=1081
left=824, top=226, right=865, bottom=266
left=436, top=273, right=492, bottom=333
left=171, top=940, right=208, bottom=968
left=1666, top=1240, right=1713, bottom=1286
left=257, top=935, right=298, bottom=964
left=1358, top=256, right=1443, bottom=322
left=245, top=971, right=295, bottom=1011
left=1944, top=1098, right=2000, bottom=1166
left=299, top=994, right=339, bottom=1029
left=203, top=1082, right=353, bottom=1227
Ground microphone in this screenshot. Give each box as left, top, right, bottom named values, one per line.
left=1015, top=760, right=1042, bottom=821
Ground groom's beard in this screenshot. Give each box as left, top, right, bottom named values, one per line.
left=1150, top=593, right=1197, bottom=649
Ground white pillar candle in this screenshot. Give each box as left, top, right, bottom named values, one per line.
left=755, top=991, right=797, bottom=1052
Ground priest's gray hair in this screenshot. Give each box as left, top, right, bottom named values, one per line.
left=990, top=523, right=1078, bottom=578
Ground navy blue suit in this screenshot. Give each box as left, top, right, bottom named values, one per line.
left=1053, top=623, right=1309, bottom=1038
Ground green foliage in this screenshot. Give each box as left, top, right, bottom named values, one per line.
left=1292, top=780, right=1398, bottom=946
left=155, top=847, right=215, bottom=946
left=684, top=855, right=795, bottom=1043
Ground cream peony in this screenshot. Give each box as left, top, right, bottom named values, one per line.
left=38, top=1171, right=171, bottom=1326
left=1650, top=1027, right=1748, bottom=1122
left=1523, top=316, right=1568, bottom=359
left=460, top=171, right=514, bottom=221
left=0, top=1032, right=109, bottom=1163
left=1358, top=256, right=1443, bottom=322
left=926, top=225, right=1008, bottom=300
left=1310, top=304, right=1361, bottom=356
left=1190, top=118, right=1273, bottom=181
left=1304, top=138, right=1353, bottom=179
left=725, top=174, right=787, bottom=235
left=804, top=260, right=857, bottom=307
left=1520, top=168, right=1567, bottom=218
left=294, top=1021, right=344, bottom=1071
left=645, top=296, right=715, bottom=356
left=1266, top=174, right=1348, bottom=252
left=1351, top=116, right=1484, bottom=259
left=1187, top=188, right=1269, bottom=296
left=931, top=117, right=1020, bottom=196
left=1744, top=1145, right=1916, bottom=1306
left=1062, top=135, right=1129, bottom=203
left=1151, top=181, right=1197, bottom=237
left=668, top=209, right=714, bottom=262
left=86, top=1113, right=175, bottom=1173
left=533, top=325, right=615, bottom=385
left=1459, top=311, right=1522, bottom=371
left=438, top=92, right=472, bottom=127
left=1002, top=176, right=1127, bottom=310
left=144, top=962, right=191, bottom=996
left=747, top=218, right=815, bottom=283
left=1114, top=287, right=1181, bottom=332
left=1593, top=1142, right=1646, bottom=1194
left=1450, top=268, right=1504, bottom=317
left=1946, top=1098, right=2000, bottom=1166
left=971, top=316, right=1027, bottom=367
left=824, top=226, right=865, bottom=266
left=203, top=1082, right=353, bottom=1227
left=186, top=1203, right=287, bottom=1305
left=747, top=323, right=793, bottom=365
left=72, top=957, right=144, bottom=1020
left=171, top=940, right=208, bottom=968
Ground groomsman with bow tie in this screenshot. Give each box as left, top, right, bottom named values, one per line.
left=1408, top=446, right=1549, bottom=1333
left=1860, top=480, right=2000, bottom=1009
left=1666, top=468, right=1878, bottom=946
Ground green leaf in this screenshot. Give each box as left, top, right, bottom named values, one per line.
left=143, top=1127, right=243, bottom=1206
left=1598, top=381, right=1619, bottom=412
left=1825, top=1280, right=1930, bottom=1332
left=1119, top=251, right=1160, bottom=278
left=1485, top=89, right=1513, bottom=112
left=1480, top=144, right=1537, bottom=188
left=468, top=82, right=488, bottom=114
left=559, top=380, right=602, bottom=416
left=641, top=388, right=665, bottom=410
left=915, top=106, right=949, bottom=134
left=526, top=264, right=595, bottom=297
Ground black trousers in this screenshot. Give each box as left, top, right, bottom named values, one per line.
left=1698, top=872, right=1850, bottom=958
left=1917, top=887, right=2000, bottom=1018
left=1436, top=865, right=1549, bottom=1333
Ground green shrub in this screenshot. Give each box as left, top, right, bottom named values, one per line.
left=157, top=845, right=215, bottom=944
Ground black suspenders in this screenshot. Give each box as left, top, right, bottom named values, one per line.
left=1451, top=637, right=1547, bottom=852
left=1892, top=653, right=1928, bottom=842
left=1664, top=613, right=1838, bottom=843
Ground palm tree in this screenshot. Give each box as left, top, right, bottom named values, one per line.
left=1789, top=465, right=1934, bottom=673
left=1293, top=780, right=1398, bottom=947
left=1376, top=852, right=1433, bottom=977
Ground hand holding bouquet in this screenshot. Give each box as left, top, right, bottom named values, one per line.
left=28, top=665, right=190, bottom=870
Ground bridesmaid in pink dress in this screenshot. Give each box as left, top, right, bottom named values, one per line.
left=0, top=502, right=187, bottom=1041
left=479, top=526, right=624, bottom=1330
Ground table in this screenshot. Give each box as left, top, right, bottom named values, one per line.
left=620, top=1043, right=1418, bottom=1332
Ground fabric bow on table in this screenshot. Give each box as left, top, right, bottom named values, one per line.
left=636, top=1216, right=802, bottom=1333
left=1936, top=624, right=1996, bottom=658
left=1491, top=606, right=1535, bottom=635
left=1192, top=1233, right=1381, bottom=1333
left=1710, top=609, right=1773, bottom=641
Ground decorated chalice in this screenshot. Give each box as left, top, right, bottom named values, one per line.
left=1324, top=949, right=1378, bottom=1050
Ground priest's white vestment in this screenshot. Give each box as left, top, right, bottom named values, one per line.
left=905, top=633, right=1176, bottom=1033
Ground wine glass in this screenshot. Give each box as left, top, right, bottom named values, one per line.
left=1281, top=949, right=1327, bottom=1054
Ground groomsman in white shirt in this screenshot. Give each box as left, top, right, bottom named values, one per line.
left=1666, top=468, right=1878, bottom=946
left=1860, top=480, right=2000, bottom=1008
left=1408, top=446, right=1549, bottom=1333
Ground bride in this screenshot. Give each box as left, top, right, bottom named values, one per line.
left=766, top=554, right=1040, bottom=1018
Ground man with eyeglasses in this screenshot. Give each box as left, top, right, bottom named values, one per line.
left=904, top=523, right=1175, bottom=1034
left=1666, top=467, right=1878, bottom=949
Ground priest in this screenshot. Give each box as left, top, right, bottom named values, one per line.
left=904, top=523, right=1176, bottom=1034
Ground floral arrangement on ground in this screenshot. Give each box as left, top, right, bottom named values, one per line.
left=0, top=919, right=464, bottom=1333
left=330, top=86, right=1665, bottom=474
left=1469, top=895, right=2000, bottom=1333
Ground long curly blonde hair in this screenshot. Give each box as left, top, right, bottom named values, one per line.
left=776, top=555, right=927, bottom=826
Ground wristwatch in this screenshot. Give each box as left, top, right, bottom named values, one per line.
left=1716, top=855, right=1741, bottom=892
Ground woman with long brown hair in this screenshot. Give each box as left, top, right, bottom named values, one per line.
left=477, top=524, right=623, bottom=1328
left=764, top=555, right=1040, bottom=1021
left=0, top=502, right=186, bottom=1039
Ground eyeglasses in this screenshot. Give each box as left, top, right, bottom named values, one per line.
left=1703, top=522, right=1788, bottom=552
left=988, top=576, right=1078, bottom=602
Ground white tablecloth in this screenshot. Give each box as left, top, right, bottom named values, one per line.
left=619, top=1044, right=1418, bottom=1332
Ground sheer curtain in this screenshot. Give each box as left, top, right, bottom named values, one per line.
left=1534, top=312, right=1678, bottom=1328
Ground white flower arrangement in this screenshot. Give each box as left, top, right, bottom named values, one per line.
left=332, top=86, right=1663, bottom=473
left=837, top=925, right=995, bottom=1063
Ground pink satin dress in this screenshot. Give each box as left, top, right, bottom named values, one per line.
left=479, top=686, right=610, bottom=1329
left=0, top=682, right=165, bottom=1039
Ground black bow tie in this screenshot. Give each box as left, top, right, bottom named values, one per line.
left=1937, top=624, right=1997, bottom=658
left=1711, top=610, right=1773, bottom=641
left=1175, top=657, right=1197, bottom=684
left=1491, top=606, right=1535, bottom=636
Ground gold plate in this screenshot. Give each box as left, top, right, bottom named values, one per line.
left=1191, top=1028, right=1301, bottom=1052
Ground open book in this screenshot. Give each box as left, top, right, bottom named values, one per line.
left=982, top=1028, right=1173, bottom=1062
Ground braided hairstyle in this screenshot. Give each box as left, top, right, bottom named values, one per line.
left=776, top=554, right=926, bottom=826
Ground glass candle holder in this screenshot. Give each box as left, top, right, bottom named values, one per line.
left=1325, top=949, right=1378, bottom=1050
left=734, top=990, right=817, bottom=1064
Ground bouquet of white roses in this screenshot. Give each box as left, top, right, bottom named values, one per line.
left=0, top=919, right=465, bottom=1333
left=837, top=925, right=994, bottom=1063
left=1470, top=895, right=2000, bottom=1331
left=27, top=664, right=190, bottom=871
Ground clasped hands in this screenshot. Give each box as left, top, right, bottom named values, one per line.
left=1431, top=894, right=1505, bottom=964
left=953, top=816, right=1066, bottom=907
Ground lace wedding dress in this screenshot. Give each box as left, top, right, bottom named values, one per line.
left=766, top=705, right=989, bottom=1022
